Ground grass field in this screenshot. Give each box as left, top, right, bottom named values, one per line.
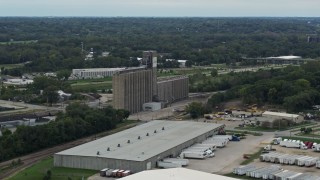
left=8, top=157, right=97, bottom=180
left=69, top=77, right=113, bottom=92
left=0, top=63, right=24, bottom=70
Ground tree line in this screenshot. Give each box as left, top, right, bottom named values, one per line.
left=0, top=17, right=320, bottom=74
left=0, top=103, right=130, bottom=162
left=207, top=62, right=320, bottom=113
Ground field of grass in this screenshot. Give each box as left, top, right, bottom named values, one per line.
left=69, top=77, right=113, bottom=92
left=0, top=63, right=24, bottom=70
left=9, top=157, right=97, bottom=180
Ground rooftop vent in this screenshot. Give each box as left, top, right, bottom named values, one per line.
left=118, top=144, right=120, bottom=147
left=107, top=147, right=110, bottom=151
left=97, top=151, right=100, bottom=155
left=127, top=140, right=130, bottom=144
left=146, top=133, right=149, bottom=136
left=154, top=130, right=157, bottom=133
left=162, top=127, right=165, bottom=130
left=138, top=136, right=141, bottom=140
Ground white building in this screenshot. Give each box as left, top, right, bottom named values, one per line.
left=4, top=79, right=34, bottom=86
left=262, top=111, right=304, bottom=124
left=71, top=68, right=125, bottom=79
left=121, top=168, right=239, bottom=180
left=177, top=60, right=188, bottom=68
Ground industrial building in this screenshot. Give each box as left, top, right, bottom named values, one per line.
left=70, top=68, right=125, bottom=79
left=157, top=76, right=189, bottom=103
left=262, top=111, right=304, bottom=124
left=54, top=120, right=225, bottom=172
left=113, top=68, right=153, bottom=114
left=242, top=56, right=315, bottom=65
left=121, top=168, right=239, bottom=180
left=113, top=51, right=189, bottom=114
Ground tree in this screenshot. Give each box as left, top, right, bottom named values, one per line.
left=56, top=69, right=71, bottom=81
left=210, top=68, right=218, bottom=77
left=185, top=102, right=206, bottom=119
left=43, top=86, right=59, bottom=106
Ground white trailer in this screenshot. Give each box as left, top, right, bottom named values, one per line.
left=304, top=157, right=318, bottom=167
left=316, top=160, right=320, bottom=168
left=234, top=165, right=256, bottom=175
left=190, top=144, right=216, bottom=151
left=163, top=158, right=189, bottom=166
left=157, top=161, right=182, bottom=168
left=202, top=139, right=226, bottom=147
left=179, top=151, right=207, bottom=159
left=197, top=143, right=217, bottom=151
left=296, top=156, right=311, bottom=166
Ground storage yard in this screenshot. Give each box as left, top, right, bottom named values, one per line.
left=54, top=120, right=225, bottom=172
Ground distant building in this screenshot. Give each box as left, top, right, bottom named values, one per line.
left=4, top=79, right=33, bottom=86
left=177, top=60, right=188, bottom=68
left=70, top=68, right=125, bottom=79
left=113, top=51, right=189, bottom=114
left=262, top=111, right=304, bottom=124
left=242, top=56, right=315, bottom=65
left=101, top=51, right=110, bottom=57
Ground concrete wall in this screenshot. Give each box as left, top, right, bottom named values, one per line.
left=54, top=155, right=146, bottom=172
left=54, top=124, right=224, bottom=172
left=157, top=76, right=189, bottom=103
left=113, top=69, right=153, bottom=114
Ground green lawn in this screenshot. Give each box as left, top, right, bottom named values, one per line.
left=69, top=77, right=113, bottom=92
left=9, top=157, right=97, bottom=180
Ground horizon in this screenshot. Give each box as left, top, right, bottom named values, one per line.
left=0, top=0, right=319, bottom=17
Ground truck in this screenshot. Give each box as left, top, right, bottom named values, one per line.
left=264, top=145, right=276, bottom=151
left=105, top=169, right=114, bottom=177
left=273, top=137, right=282, bottom=145
left=100, top=168, right=109, bottom=177
left=279, top=140, right=304, bottom=148
left=312, top=144, right=320, bottom=152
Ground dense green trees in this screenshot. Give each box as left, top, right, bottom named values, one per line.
left=0, top=103, right=130, bottom=162
left=185, top=102, right=207, bottom=119
left=207, top=62, right=320, bottom=113
left=1, top=17, right=320, bottom=73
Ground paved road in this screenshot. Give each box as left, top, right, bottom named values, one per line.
left=0, top=100, right=62, bottom=115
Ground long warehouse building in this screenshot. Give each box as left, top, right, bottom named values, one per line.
left=54, top=120, right=224, bottom=172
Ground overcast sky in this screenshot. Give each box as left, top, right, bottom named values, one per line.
left=0, top=0, right=319, bottom=17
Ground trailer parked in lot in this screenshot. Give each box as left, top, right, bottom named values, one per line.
left=233, top=164, right=255, bottom=175
left=316, top=160, right=320, bottom=168
left=179, top=151, right=208, bottom=159
left=157, top=161, right=182, bottom=168
left=163, top=158, right=189, bottom=166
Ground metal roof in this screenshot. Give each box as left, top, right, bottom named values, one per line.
left=262, top=111, right=300, bottom=118
left=56, top=120, right=223, bottom=161
left=121, top=168, right=239, bottom=180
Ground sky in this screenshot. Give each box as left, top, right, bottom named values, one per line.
left=0, top=0, right=319, bottom=17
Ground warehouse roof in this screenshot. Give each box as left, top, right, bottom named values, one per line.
left=262, top=111, right=300, bottom=118
left=121, top=168, right=239, bottom=180
left=56, top=120, right=223, bottom=161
